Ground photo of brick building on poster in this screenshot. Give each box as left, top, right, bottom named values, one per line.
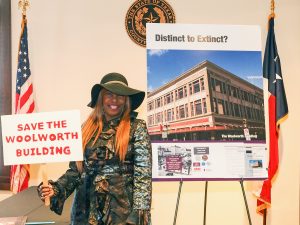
left=147, top=50, right=265, bottom=142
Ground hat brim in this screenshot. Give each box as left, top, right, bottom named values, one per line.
left=87, top=83, right=145, bottom=110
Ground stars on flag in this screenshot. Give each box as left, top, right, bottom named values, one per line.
left=273, top=73, right=282, bottom=83
left=16, top=41, right=31, bottom=94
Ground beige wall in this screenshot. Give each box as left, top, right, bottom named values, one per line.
left=1, top=0, right=299, bottom=224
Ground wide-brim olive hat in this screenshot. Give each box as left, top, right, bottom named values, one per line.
left=88, top=72, right=145, bottom=110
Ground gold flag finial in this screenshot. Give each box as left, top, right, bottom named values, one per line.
left=270, top=0, right=275, bottom=18
left=18, top=0, right=30, bottom=16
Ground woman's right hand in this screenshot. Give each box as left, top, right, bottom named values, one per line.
left=37, top=182, right=55, bottom=202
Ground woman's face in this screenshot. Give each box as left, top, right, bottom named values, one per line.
left=102, top=89, right=126, bottom=121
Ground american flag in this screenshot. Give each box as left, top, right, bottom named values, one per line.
left=256, top=17, right=288, bottom=214
left=10, top=17, right=34, bottom=194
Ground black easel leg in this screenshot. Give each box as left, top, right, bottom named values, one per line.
left=203, top=181, right=208, bottom=225
left=240, top=179, right=252, bottom=225
left=173, top=179, right=183, bottom=225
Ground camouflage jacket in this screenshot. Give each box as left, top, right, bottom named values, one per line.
left=49, top=113, right=152, bottom=225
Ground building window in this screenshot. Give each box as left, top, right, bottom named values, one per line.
left=165, top=93, right=172, bottom=104
left=178, top=87, right=184, bottom=99
left=148, top=115, right=153, bottom=125
left=255, top=95, right=263, bottom=105
left=224, top=101, right=229, bottom=115
left=179, top=105, right=185, bottom=118
left=190, top=102, right=194, bottom=116
left=213, top=98, right=218, bottom=113
left=253, top=108, right=258, bottom=120
left=193, top=80, right=200, bottom=93
left=211, top=78, right=216, bottom=91
left=249, top=93, right=252, bottom=102
left=227, top=84, right=231, bottom=96
left=172, top=109, right=175, bottom=121
left=246, top=107, right=251, bottom=119
left=254, top=95, right=258, bottom=104
left=240, top=90, right=244, bottom=100
left=167, top=109, right=172, bottom=121
left=217, top=99, right=224, bottom=115
left=241, top=105, right=246, bottom=118
left=200, top=78, right=205, bottom=91
left=148, top=101, right=154, bottom=111
left=234, top=103, right=240, bottom=117
left=215, top=79, right=222, bottom=92
left=257, top=110, right=261, bottom=120
left=230, top=102, right=234, bottom=116
left=155, top=113, right=160, bottom=123
left=222, top=82, right=226, bottom=94
left=184, top=86, right=187, bottom=97
left=260, top=109, right=264, bottom=121
left=185, top=104, right=189, bottom=118
left=202, top=98, right=207, bottom=114
left=195, top=100, right=202, bottom=115
left=156, top=98, right=161, bottom=108
left=189, top=83, right=193, bottom=95
left=232, top=87, right=238, bottom=98
left=260, top=97, right=264, bottom=106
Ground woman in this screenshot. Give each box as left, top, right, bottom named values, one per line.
left=38, top=72, right=152, bottom=225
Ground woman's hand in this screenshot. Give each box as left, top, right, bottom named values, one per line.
left=37, top=183, right=55, bottom=202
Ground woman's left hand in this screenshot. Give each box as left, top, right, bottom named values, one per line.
left=37, top=183, right=55, bottom=201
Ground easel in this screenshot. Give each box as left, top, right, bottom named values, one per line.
left=172, top=179, right=253, bottom=225
left=173, top=179, right=183, bottom=225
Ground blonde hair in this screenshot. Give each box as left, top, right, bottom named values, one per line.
left=76, top=90, right=131, bottom=172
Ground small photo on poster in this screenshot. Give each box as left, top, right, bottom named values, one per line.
left=249, top=159, right=263, bottom=168
left=157, top=145, right=192, bottom=176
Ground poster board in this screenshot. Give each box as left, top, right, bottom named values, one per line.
left=1, top=110, right=83, bottom=165
left=146, top=23, right=267, bottom=180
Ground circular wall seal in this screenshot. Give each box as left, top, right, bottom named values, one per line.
left=125, top=0, right=176, bottom=47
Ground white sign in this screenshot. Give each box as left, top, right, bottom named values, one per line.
left=1, top=110, right=83, bottom=165
left=147, top=23, right=267, bottom=180
left=152, top=142, right=267, bottom=180
left=244, top=128, right=251, bottom=141
left=162, top=131, right=168, bottom=139
left=146, top=23, right=261, bottom=51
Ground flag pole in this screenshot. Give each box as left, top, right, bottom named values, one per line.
left=17, top=0, right=51, bottom=207
left=10, top=0, right=32, bottom=195
left=263, top=209, right=267, bottom=225
left=18, top=0, right=30, bottom=16
left=17, top=0, right=29, bottom=57
left=269, top=0, right=275, bottom=19
left=17, top=0, right=50, bottom=207
left=263, top=1, right=274, bottom=224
